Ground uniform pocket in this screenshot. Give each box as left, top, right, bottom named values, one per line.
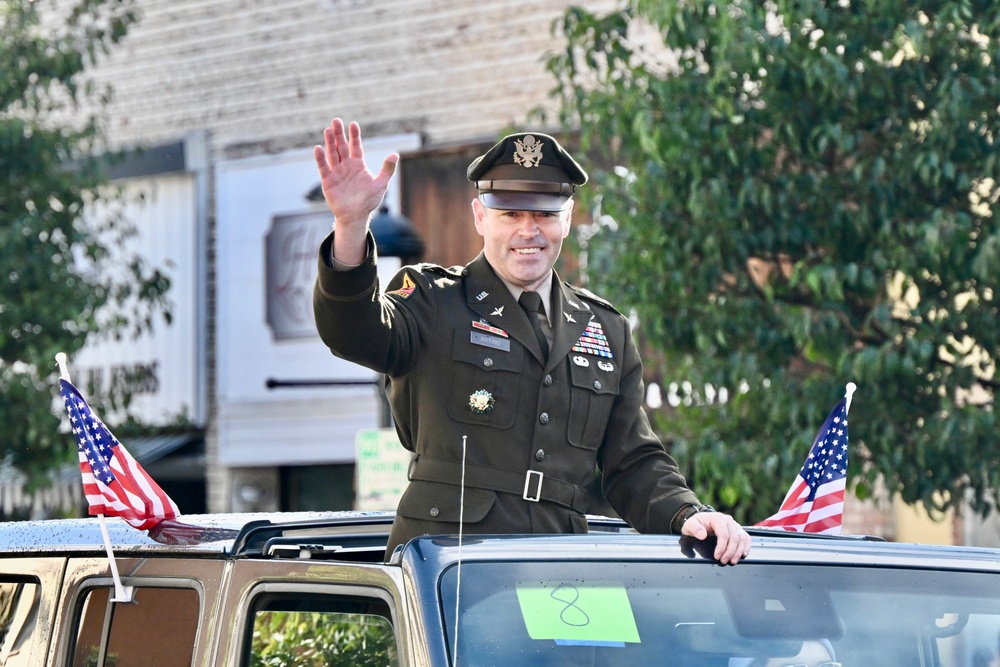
left=446, top=330, right=524, bottom=429
left=395, top=481, right=495, bottom=523
left=566, top=357, right=620, bottom=449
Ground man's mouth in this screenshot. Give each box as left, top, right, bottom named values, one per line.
left=513, top=247, right=542, bottom=255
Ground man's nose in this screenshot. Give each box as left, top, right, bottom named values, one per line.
left=517, top=216, right=542, bottom=235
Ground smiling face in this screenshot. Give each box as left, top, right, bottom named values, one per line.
left=472, top=198, right=573, bottom=291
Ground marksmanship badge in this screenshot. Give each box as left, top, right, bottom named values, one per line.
left=514, top=135, right=544, bottom=168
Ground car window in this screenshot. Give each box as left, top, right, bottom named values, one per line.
left=0, top=580, right=39, bottom=667
left=71, top=585, right=200, bottom=667
left=246, top=592, right=398, bottom=667
left=439, top=561, right=1000, bottom=667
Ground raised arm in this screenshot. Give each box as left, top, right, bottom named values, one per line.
left=313, top=118, right=399, bottom=265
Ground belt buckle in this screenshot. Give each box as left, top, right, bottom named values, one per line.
left=523, top=470, right=544, bottom=502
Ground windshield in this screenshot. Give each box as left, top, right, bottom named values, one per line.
left=439, top=560, right=1000, bottom=666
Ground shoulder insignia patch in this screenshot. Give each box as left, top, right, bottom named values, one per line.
left=387, top=273, right=417, bottom=299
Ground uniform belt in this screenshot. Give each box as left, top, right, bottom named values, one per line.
left=408, top=457, right=590, bottom=514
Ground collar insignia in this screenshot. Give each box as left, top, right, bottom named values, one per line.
left=563, top=311, right=576, bottom=323
left=491, top=306, right=505, bottom=317
left=476, top=290, right=489, bottom=301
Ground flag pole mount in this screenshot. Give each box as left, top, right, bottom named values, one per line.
left=56, top=352, right=135, bottom=604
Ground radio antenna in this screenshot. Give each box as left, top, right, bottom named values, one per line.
left=452, top=434, right=468, bottom=666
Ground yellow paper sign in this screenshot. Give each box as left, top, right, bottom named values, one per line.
left=516, top=582, right=641, bottom=646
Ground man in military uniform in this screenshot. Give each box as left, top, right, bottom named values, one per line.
left=312, top=118, right=751, bottom=564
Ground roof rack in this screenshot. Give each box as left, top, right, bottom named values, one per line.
left=229, top=515, right=394, bottom=558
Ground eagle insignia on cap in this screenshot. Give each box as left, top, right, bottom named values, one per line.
left=514, top=135, right=544, bottom=168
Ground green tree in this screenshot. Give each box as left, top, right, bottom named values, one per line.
left=547, top=0, right=1000, bottom=524
left=1, top=0, right=169, bottom=487
left=251, top=611, right=397, bottom=667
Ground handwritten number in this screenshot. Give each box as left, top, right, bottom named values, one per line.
left=550, top=584, right=591, bottom=627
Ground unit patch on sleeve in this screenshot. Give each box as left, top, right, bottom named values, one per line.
left=570, top=320, right=614, bottom=359
left=387, top=273, right=417, bottom=299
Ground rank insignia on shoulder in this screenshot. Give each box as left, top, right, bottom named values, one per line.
left=387, top=273, right=417, bottom=299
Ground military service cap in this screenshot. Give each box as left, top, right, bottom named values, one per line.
left=467, top=132, right=588, bottom=212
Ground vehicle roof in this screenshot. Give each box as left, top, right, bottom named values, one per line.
left=0, top=511, right=395, bottom=556
left=1, top=512, right=998, bottom=573
left=402, top=530, right=1000, bottom=573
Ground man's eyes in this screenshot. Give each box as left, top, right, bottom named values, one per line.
left=502, top=212, right=558, bottom=219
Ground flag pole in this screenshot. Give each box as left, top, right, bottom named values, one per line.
left=56, top=353, right=134, bottom=603
left=845, top=382, right=857, bottom=416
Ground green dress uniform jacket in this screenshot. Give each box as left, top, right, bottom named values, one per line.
left=314, top=233, right=700, bottom=555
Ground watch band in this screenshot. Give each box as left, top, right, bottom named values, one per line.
left=672, top=503, right=717, bottom=533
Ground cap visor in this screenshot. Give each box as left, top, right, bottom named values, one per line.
left=479, top=191, right=571, bottom=212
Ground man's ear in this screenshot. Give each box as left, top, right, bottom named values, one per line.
left=471, top=198, right=486, bottom=237
left=561, top=201, right=574, bottom=238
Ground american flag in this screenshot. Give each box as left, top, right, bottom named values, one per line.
left=755, top=395, right=849, bottom=534
left=60, top=379, right=179, bottom=530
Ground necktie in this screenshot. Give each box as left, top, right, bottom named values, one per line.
left=518, top=291, right=549, bottom=359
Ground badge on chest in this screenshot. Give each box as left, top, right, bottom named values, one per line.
left=471, top=320, right=511, bottom=352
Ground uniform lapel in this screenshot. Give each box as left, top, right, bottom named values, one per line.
left=464, top=255, right=545, bottom=362
left=549, top=279, right=591, bottom=368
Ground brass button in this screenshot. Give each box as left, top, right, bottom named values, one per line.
left=535, top=449, right=546, bottom=461
left=594, top=380, right=603, bottom=390
left=484, top=357, right=494, bottom=367
left=539, top=412, right=550, bottom=425
left=543, top=374, right=553, bottom=387
left=429, top=507, right=440, bottom=517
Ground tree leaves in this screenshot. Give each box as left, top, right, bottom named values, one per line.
left=1, top=0, right=165, bottom=488
left=550, top=0, right=1000, bottom=524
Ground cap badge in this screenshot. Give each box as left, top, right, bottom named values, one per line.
left=514, top=135, right=544, bottom=169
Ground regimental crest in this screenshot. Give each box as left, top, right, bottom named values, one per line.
left=514, top=135, right=544, bottom=168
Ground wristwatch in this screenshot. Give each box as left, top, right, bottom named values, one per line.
left=672, top=503, right=717, bottom=533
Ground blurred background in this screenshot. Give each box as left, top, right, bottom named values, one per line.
left=3, top=0, right=1000, bottom=548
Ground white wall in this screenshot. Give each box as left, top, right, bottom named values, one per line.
left=215, top=135, right=419, bottom=465
left=73, top=173, right=204, bottom=427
